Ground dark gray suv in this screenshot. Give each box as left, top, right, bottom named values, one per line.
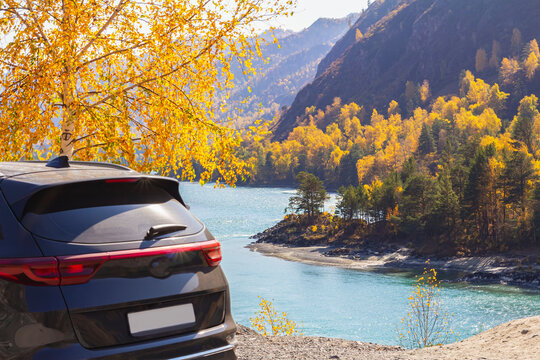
left=0, top=160, right=236, bottom=359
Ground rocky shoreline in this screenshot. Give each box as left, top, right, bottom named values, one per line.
left=250, top=223, right=540, bottom=289
left=235, top=316, right=540, bottom=359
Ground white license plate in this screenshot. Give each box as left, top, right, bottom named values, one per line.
left=127, top=303, right=196, bottom=336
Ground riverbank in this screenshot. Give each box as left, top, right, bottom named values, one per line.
left=247, top=242, right=540, bottom=288
left=235, top=316, right=540, bottom=359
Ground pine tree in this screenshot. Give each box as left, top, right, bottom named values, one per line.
left=427, top=173, right=460, bottom=247
left=401, top=174, right=433, bottom=218
left=418, top=124, right=435, bottom=155
left=400, top=157, right=417, bottom=183
left=288, top=172, right=329, bottom=222
left=380, top=172, right=402, bottom=218
left=463, top=147, right=494, bottom=245
left=336, top=185, right=361, bottom=221
left=262, top=151, right=275, bottom=181
left=338, top=144, right=363, bottom=186
left=502, top=150, right=536, bottom=213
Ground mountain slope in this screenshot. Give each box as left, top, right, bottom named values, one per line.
left=316, top=0, right=404, bottom=77
left=272, top=0, right=540, bottom=140
left=222, top=14, right=359, bottom=128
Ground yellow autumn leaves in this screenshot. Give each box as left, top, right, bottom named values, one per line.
left=250, top=297, right=302, bottom=336
left=0, top=0, right=295, bottom=185
left=398, top=262, right=453, bottom=348
left=246, top=63, right=539, bottom=188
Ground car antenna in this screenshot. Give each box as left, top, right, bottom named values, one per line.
left=46, top=155, right=70, bottom=168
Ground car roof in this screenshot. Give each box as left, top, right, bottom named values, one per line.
left=0, top=161, right=132, bottom=176
left=0, top=161, right=136, bottom=183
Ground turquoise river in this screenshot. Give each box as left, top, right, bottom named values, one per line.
left=179, top=182, right=539, bottom=345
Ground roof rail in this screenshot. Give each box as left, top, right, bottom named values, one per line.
left=18, top=159, right=133, bottom=171
left=69, top=161, right=133, bottom=171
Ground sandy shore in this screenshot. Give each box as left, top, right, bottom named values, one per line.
left=247, top=242, right=391, bottom=270
left=235, top=316, right=540, bottom=359
left=248, top=242, right=517, bottom=272
left=247, top=242, right=540, bottom=287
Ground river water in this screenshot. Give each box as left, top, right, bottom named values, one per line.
left=179, top=182, right=539, bottom=345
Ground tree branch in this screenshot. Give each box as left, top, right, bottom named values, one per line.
left=87, top=33, right=223, bottom=109
left=73, top=137, right=141, bottom=156
left=75, top=0, right=128, bottom=62
left=76, top=40, right=149, bottom=70
left=25, top=0, right=51, bottom=46
left=0, top=58, right=27, bottom=70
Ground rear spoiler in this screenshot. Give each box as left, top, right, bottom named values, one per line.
left=1, top=176, right=185, bottom=220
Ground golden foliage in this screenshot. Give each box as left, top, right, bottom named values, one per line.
left=355, top=28, right=364, bottom=42
left=419, top=80, right=431, bottom=103
left=525, top=51, right=539, bottom=80
left=0, top=0, right=295, bottom=185
left=499, top=58, right=521, bottom=85
left=248, top=67, right=519, bottom=186
left=250, top=297, right=302, bottom=336
left=528, top=39, right=540, bottom=59
left=398, top=262, right=453, bottom=348
left=244, top=40, right=539, bottom=214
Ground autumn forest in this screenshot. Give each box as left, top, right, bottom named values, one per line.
left=240, top=37, right=540, bottom=256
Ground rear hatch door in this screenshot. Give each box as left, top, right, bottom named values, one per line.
left=1, top=176, right=227, bottom=348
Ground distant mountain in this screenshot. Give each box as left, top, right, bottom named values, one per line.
left=272, top=0, right=540, bottom=140
left=222, top=14, right=359, bottom=128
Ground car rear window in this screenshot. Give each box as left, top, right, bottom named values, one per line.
left=19, top=180, right=203, bottom=243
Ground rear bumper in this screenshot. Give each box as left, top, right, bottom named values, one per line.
left=32, top=318, right=237, bottom=360
left=169, top=344, right=235, bottom=359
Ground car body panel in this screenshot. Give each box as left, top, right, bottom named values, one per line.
left=0, top=192, right=43, bottom=258
left=0, top=161, right=237, bottom=359
left=0, top=282, right=77, bottom=359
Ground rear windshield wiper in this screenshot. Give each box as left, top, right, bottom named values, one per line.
left=145, top=224, right=187, bottom=240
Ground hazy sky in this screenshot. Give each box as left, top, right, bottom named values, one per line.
left=270, top=0, right=369, bottom=31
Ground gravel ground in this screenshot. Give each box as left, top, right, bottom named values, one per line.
left=235, top=316, right=540, bottom=360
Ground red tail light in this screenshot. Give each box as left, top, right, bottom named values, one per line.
left=57, top=256, right=108, bottom=285
left=0, top=257, right=59, bottom=286
left=202, top=246, right=222, bottom=267
left=0, top=240, right=221, bottom=286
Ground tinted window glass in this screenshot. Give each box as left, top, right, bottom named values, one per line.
left=21, top=181, right=202, bottom=243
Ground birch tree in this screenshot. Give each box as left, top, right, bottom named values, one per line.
left=0, top=0, right=294, bottom=185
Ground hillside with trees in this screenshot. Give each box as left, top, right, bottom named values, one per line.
left=242, top=38, right=540, bottom=255
left=272, top=0, right=540, bottom=141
